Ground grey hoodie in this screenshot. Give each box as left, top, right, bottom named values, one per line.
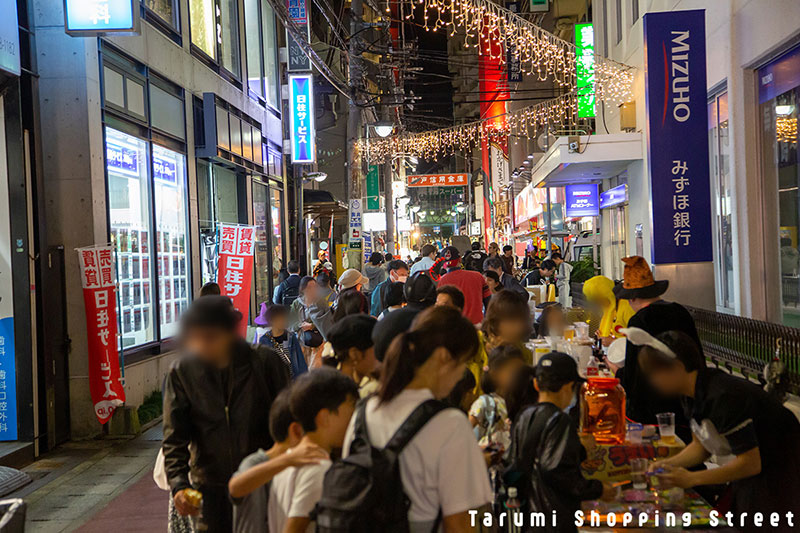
left=364, top=264, right=387, bottom=290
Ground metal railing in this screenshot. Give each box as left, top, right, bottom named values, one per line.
left=686, top=306, right=800, bottom=395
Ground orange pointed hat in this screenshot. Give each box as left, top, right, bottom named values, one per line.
left=612, top=256, right=669, bottom=299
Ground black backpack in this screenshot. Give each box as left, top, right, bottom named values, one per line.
left=281, top=282, right=299, bottom=306
left=314, top=399, right=447, bottom=533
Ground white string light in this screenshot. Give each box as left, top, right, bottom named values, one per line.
left=357, top=93, right=579, bottom=162
left=407, top=0, right=635, bottom=102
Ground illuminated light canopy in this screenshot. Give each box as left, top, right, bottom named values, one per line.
left=356, top=93, right=579, bottom=163
left=406, top=0, right=634, bottom=103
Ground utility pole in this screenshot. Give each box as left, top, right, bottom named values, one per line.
left=383, top=109, right=395, bottom=255
left=346, top=0, right=364, bottom=269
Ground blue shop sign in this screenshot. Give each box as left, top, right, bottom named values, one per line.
left=106, top=142, right=140, bottom=177
left=644, top=10, right=713, bottom=264
left=153, top=155, right=177, bottom=185
left=0, top=318, right=18, bottom=441
left=289, top=74, right=316, bottom=164
left=565, top=183, right=599, bottom=217
left=65, top=0, right=138, bottom=34
left=599, top=184, right=628, bottom=209
left=0, top=0, right=20, bottom=76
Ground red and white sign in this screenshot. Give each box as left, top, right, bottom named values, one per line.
left=218, top=224, right=256, bottom=335
left=407, top=173, right=468, bottom=188
left=77, top=245, right=126, bottom=424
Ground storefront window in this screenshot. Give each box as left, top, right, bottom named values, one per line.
left=153, top=145, right=189, bottom=338
left=219, top=0, right=241, bottom=76
left=760, top=46, right=800, bottom=325
left=106, top=128, right=155, bottom=348
left=253, top=181, right=271, bottom=306
left=189, top=0, right=216, bottom=59
left=262, top=2, right=279, bottom=109
left=708, top=92, right=734, bottom=310
left=198, top=162, right=247, bottom=284
left=271, top=187, right=285, bottom=288
left=143, top=0, right=179, bottom=29
left=244, top=0, right=265, bottom=98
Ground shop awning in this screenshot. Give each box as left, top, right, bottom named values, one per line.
left=303, top=190, right=348, bottom=217
left=530, top=132, right=643, bottom=187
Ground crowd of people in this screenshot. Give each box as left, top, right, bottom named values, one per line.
left=160, top=242, right=800, bottom=533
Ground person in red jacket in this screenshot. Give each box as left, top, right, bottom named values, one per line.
left=437, top=246, right=491, bottom=325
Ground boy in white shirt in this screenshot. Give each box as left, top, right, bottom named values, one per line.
left=268, top=368, right=359, bottom=533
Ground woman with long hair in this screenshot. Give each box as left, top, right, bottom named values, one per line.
left=482, top=290, right=533, bottom=363
left=342, top=306, right=492, bottom=532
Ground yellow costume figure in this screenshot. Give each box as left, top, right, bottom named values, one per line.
left=582, top=275, right=635, bottom=338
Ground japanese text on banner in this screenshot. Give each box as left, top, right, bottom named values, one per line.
left=77, top=245, right=126, bottom=424
left=217, top=224, right=256, bottom=335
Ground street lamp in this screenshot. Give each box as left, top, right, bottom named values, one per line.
left=372, top=121, right=394, bottom=138
left=304, top=171, right=328, bottom=183
left=411, top=205, right=421, bottom=213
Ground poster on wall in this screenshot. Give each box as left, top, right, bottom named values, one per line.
left=348, top=199, right=363, bottom=242
left=643, top=10, right=713, bottom=264
left=217, top=225, right=256, bottom=336
left=77, top=245, right=126, bottom=425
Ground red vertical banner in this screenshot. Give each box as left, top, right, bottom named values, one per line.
left=217, top=224, right=256, bottom=335
left=77, top=245, right=126, bottom=424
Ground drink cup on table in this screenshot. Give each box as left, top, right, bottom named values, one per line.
left=626, top=422, right=644, bottom=445
left=630, top=458, right=649, bottom=490
left=656, top=412, right=676, bottom=443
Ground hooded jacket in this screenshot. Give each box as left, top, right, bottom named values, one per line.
left=363, top=264, right=387, bottom=291
left=162, top=340, right=290, bottom=494
left=582, top=275, right=635, bottom=337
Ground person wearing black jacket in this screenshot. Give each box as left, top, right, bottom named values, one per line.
left=613, top=256, right=699, bottom=442
left=162, top=296, right=290, bottom=532
left=463, top=242, right=489, bottom=272
left=504, top=353, right=613, bottom=532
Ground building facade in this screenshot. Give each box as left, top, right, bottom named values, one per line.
left=594, top=0, right=800, bottom=323
left=31, top=0, right=289, bottom=440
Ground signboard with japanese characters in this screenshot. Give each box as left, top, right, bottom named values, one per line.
left=407, top=173, right=468, bottom=188
left=0, top=164, right=17, bottom=439
left=348, top=199, right=363, bottom=242
left=286, top=0, right=312, bottom=71
left=0, top=0, right=20, bottom=76
left=77, top=245, right=126, bottom=424
left=64, top=0, right=139, bottom=35
left=565, top=184, right=600, bottom=217
left=289, top=74, right=316, bottom=163
left=217, top=224, right=256, bottom=336
left=644, top=10, right=712, bottom=264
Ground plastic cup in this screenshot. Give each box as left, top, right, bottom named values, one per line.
left=630, top=458, right=649, bottom=490
left=564, top=326, right=576, bottom=340
left=627, top=422, right=644, bottom=445
left=657, top=412, right=676, bottom=443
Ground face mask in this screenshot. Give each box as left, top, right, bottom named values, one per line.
left=395, top=274, right=408, bottom=283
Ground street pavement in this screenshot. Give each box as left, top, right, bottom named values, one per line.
left=10, top=424, right=166, bottom=532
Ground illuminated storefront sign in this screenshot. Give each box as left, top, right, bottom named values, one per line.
left=575, top=23, right=595, bottom=118
left=600, top=184, right=628, bottom=209
left=644, top=10, right=712, bottom=264
left=0, top=0, right=20, bottom=76
left=565, top=184, right=599, bottom=217
left=407, top=173, right=468, bottom=187
left=64, top=0, right=139, bottom=35
left=289, top=74, right=316, bottom=163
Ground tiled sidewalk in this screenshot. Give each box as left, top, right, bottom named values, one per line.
left=11, top=425, right=166, bottom=533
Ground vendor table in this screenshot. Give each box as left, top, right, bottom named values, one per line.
left=579, top=487, right=718, bottom=531
left=581, top=438, right=685, bottom=482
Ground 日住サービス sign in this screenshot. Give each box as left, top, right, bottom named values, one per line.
left=289, top=74, right=316, bottom=163
left=644, top=10, right=712, bottom=264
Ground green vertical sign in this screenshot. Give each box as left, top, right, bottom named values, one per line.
left=366, top=165, right=380, bottom=210
left=575, top=23, right=596, bottom=118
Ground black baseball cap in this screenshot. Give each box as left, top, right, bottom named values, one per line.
left=535, top=352, right=581, bottom=383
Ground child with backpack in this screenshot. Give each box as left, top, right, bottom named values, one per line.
left=469, top=344, right=526, bottom=450
left=229, top=388, right=328, bottom=533
left=318, top=306, right=492, bottom=533
left=504, top=353, right=615, bottom=532
left=267, top=368, right=359, bottom=533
